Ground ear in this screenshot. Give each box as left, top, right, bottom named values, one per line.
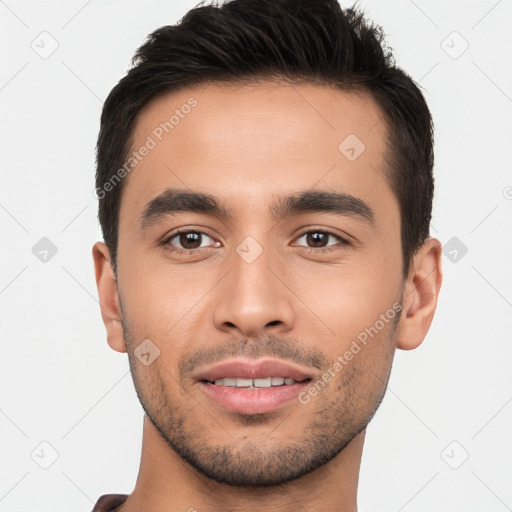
left=396, top=237, right=443, bottom=350
left=92, top=241, right=127, bottom=353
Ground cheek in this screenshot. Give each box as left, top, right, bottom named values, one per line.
left=289, top=256, right=401, bottom=342
left=129, top=357, right=184, bottom=415
left=119, top=253, right=210, bottom=330
left=328, top=316, right=397, bottom=399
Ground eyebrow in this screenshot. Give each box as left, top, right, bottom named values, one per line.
left=140, top=188, right=375, bottom=229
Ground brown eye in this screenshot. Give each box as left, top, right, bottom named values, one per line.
left=305, top=232, right=329, bottom=247
left=295, top=230, right=348, bottom=250
left=165, top=231, right=219, bottom=252
left=178, top=232, right=202, bottom=249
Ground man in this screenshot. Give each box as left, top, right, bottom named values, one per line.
left=92, top=0, right=442, bottom=510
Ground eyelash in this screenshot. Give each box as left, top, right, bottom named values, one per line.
left=161, top=228, right=351, bottom=256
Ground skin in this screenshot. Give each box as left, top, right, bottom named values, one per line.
left=93, top=80, right=443, bottom=512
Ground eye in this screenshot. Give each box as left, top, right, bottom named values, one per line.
left=293, top=229, right=350, bottom=252
left=161, top=228, right=350, bottom=257
left=163, top=230, right=220, bottom=254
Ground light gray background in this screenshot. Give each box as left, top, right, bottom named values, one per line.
left=1, top=1, right=511, bottom=511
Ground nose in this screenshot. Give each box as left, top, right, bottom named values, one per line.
left=212, top=243, right=295, bottom=338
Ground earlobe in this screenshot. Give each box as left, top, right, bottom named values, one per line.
left=92, top=241, right=127, bottom=353
left=396, top=238, right=443, bottom=350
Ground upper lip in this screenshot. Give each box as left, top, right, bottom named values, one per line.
left=194, top=358, right=316, bottom=382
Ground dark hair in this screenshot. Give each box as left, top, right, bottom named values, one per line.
left=96, top=0, right=434, bottom=279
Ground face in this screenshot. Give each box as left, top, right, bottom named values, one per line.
left=114, top=81, right=405, bottom=486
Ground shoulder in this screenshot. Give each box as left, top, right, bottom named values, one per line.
left=90, top=493, right=129, bottom=512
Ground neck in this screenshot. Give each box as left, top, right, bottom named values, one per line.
left=122, top=415, right=363, bottom=512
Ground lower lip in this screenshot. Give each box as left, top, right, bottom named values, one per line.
left=198, top=381, right=311, bottom=414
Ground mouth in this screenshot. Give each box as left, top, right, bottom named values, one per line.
left=202, top=376, right=311, bottom=388
left=194, top=358, right=315, bottom=414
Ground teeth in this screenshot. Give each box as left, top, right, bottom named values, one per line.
left=212, top=377, right=299, bottom=388
left=254, top=377, right=271, bottom=387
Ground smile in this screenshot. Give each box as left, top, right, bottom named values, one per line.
left=208, top=376, right=306, bottom=388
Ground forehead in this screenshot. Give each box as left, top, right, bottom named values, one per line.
left=120, top=80, right=396, bottom=226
